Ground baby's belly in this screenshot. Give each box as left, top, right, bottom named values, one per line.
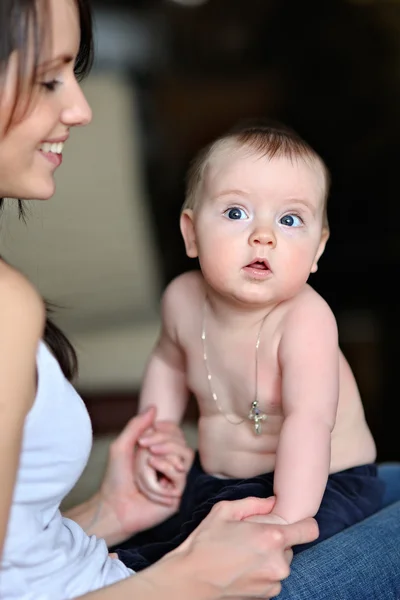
left=197, top=411, right=377, bottom=480
left=330, top=417, right=377, bottom=472
left=198, top=414, right=282, bottom=478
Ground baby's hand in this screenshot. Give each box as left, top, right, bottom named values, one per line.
left=135, top=421, right=194, bottom=506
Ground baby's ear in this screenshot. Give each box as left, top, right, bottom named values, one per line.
left=311, top=227, right=329, bottom=273
left=180, top=209, right=198, bottom=258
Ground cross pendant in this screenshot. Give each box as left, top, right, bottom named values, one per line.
left=248, top=401, right=267, bottom=435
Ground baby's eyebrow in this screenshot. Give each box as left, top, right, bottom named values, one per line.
left=286, top=199, right=317, bottom=214
left=214, top=189, right=250, bottom=199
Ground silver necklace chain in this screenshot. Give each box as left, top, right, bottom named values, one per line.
left=201, top=299, right=268, bottom=434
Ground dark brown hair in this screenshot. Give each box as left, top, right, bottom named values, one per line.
left=184, top=119, right=331, bottom=230
left=0, top=0, right=94, bottom=380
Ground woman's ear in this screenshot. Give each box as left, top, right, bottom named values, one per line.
left=311, top=227, right=330, bottom=273
left=180, top=209, right=198, bottom=258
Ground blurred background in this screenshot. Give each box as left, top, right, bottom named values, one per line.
left=1, top=0, right=400, bottom=502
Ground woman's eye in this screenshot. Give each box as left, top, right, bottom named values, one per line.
left=280, top=214, right=303, bottom=227
left=40, top=80, right=61, bottom=92
left=224, top=207, right=248, bottom=220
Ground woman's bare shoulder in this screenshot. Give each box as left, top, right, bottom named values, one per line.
left=0, top=261, right=45, bottom=334
left=0, top=263, right=44, bottom=418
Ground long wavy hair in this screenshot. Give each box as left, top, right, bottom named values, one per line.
left=0, top=0, right=94, bottom=380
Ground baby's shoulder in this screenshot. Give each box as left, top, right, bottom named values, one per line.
left=296, top=283, right=333, bottom=310
left=160, top=271, right=204, bottom=340
left=162, top=270, right=205, bottom=310
left=280, top=284, right=336, bottom=331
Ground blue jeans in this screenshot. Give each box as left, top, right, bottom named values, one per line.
left=275, top=463, right=400, bottom=599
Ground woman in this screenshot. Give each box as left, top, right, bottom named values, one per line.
left=0, top=1, right=399, bottom=599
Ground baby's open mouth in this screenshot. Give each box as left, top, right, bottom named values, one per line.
left=246, top=259, right=271, bottom=271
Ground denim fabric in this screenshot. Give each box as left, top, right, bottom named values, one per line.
left=275, top=464, right=400, bottom=599
left=380, top=463, right=400, bottom=508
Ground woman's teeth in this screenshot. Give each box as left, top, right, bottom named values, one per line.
left=39, top=142, right=64, bottom=154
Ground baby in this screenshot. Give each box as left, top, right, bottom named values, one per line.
left=116, top=120, right=383, bottom=571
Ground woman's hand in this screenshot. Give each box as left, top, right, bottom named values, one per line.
left=136, top=496, right=319, bottom=600
left=246, top=511, right=289, bottom=526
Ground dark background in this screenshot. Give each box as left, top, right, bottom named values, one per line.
left=90, top=0, right=400, bottom=460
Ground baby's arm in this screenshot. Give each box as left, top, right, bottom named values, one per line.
left=139, top=279, right=189, bottom=422
left=271, top=296, right=339, bottom=524
left=136, top=277, right=191, bottom=502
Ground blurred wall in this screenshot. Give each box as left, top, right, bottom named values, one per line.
left=0, top=72, right=162, bottom=391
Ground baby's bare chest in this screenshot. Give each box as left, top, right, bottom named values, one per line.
left=183, top=329, right=283, bottom=419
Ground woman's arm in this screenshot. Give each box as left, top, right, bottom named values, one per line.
left=63, top=493, right=127, bottom=546
left=0, top=267, right=45, bottom=557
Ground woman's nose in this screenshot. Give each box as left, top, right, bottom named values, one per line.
left=61, top=82, right=92, bottom=127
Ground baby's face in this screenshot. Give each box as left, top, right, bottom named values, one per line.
left=188, top=146, right=328, bottom=307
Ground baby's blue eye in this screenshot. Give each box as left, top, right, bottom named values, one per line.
left=280, top=214, right=302, bottom=227
left=224, top=207, right=248, bottom=220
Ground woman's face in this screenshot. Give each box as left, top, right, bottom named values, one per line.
left=0, top=0, right=92, bottom=200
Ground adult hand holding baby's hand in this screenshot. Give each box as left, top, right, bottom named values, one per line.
left=87, top=407, right=186, bottom=546
left=136, top=420, right=194, bottom=506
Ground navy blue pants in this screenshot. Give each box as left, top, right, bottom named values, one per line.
left=116, top=453, right=384, bottom=572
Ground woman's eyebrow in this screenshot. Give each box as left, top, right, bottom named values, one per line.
left=37, top=54, right=74, bottom=73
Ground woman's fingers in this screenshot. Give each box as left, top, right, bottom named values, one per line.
left=284, top=547, right=294, bottom=565
left=211, top=496, right=277, bottom=521
left=278, top=518, right=319, bottom=548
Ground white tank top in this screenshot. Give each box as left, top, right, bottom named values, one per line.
left=0, top=341, right=133, bottom=600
